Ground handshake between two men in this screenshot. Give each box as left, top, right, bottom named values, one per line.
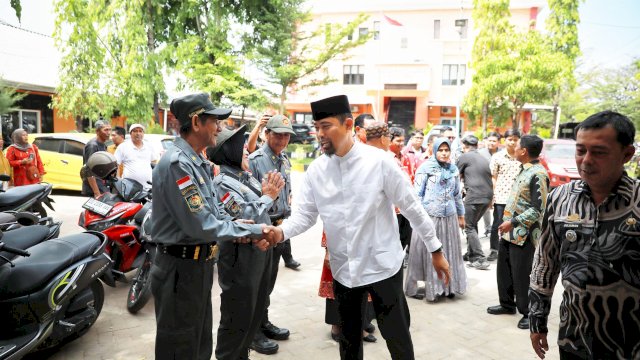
left=232, top=220, right=283, bottom=251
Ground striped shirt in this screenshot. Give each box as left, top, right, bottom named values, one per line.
left=529, top=175, right=640, bottom=359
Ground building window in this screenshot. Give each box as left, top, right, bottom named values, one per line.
left=400, top=37, right=408, bottom=48
left=343, top=65, right=365, bottom=85
left=294, top=113, right=314, bottom=124
left=434, top=20, right=440, bottom=39
left=347, top=32, right=353, bottom=40
left=358, top=27, right=369, bottom=39
left=455, top=19, right=468, bottom=39
left=442, top=64, right=466, bottom=86
left=373, top=21, right=380, bottom=40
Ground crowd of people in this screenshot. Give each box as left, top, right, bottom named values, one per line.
left=3, top=91, right=638, bottom=360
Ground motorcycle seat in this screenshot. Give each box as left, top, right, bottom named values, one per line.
left=0, top=233, right=101, bottom=300
left=0, top=184, right=46, bottom=208
left=0, top=225, right=50, bottom=260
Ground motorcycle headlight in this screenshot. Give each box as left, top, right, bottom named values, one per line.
left=87, top=213, right=123, bottom=232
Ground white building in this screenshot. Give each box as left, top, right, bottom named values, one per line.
left=285, top=0, right=544, bottom=133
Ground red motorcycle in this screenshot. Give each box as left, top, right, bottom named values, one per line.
left=78, top=177, right=154, bottom=314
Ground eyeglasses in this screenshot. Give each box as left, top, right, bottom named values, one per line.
left=447, top=136, right=455, bottom=140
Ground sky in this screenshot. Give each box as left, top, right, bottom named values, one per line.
left=1, top=0, right=639, bottom=92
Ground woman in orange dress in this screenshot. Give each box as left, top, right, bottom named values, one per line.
left=5, top=129, right=45, bottom=186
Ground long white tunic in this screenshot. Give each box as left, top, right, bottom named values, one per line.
left=281, top=142, right=441, bottom=288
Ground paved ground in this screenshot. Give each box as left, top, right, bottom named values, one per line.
left=42, top=172, right=564, bottom=360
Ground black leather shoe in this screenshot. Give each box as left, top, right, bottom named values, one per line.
left=364, top=323, right=376, bottom=334
left=363, top=334, right=377, bottom=343
left=250, top=332, right=279, bottom=355
left=284, top=259, right=301, bottom=269
left=487, top=305, right=516, bottom=315
left=487, top=250, right=498, bottom=262
left=262, top=321, right=290, bottom=341
left=517, top=315, right=530, bottom=329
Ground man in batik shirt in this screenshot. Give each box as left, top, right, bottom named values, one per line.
left=487, top=135, right=549, bottom=331
left=529, top=111, right=640, bottom=360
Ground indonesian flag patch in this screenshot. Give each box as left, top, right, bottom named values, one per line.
left=177, top=175, right=193, bottom=190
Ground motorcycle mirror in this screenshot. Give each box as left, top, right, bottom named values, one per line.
left=0, top=174, right=10, bottom=182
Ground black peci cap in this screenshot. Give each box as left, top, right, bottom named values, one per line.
left=310, top=95, right=351, bottom=121
left=170, top=93, right=232, bottom=125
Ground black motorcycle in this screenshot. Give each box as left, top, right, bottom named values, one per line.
left=0, top=175, right=55, bottom=217
left=0, top=230, right=111, bottom=359
left=0, top=211, right=61, bottom=239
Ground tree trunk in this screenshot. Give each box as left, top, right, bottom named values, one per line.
left=146, top=0, right=160, bottom=125
left=279, top=85, right=286, bottom=114
left=481, top=102, right=488, bottom=138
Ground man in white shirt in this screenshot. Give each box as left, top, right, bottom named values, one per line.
left=114, top=123, right=158, bottom=189
left=264, top=95, right=450, bottom=360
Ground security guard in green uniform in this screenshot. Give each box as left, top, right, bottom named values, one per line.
left=206, top=125, right=285, bottom=359
left=248, top=114, right=298, bottom=354
left=151, top=93, right=273, bottom=360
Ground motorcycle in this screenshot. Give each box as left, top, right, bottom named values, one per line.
left=78, top=177, right=154, bottom=314
left=0, top=175, right=55, bottom=217
left=0, top=211, right=61, bottom=238
left=0, top=217, right=61, bottom=262
left=0, top=231, right=110, bottom=360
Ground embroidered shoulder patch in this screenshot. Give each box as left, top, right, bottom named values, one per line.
left=178, top=175, right=204, bottom=212
left=221, top=192, right=242, bottom=218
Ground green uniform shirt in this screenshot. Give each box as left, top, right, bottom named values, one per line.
left=151, top=137, right=263, bottom=245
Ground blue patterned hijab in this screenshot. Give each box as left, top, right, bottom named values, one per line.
left=421, top=137, right=458, bottom=180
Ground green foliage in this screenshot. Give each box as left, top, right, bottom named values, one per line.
left=0, top=79, right=26, bottom=115
left=422, top=123, right=434, bottom=136
left=53, top=0, right=166, bottom=123
left=249, top=9, right=372, bottom=112
left=10, top=0, right=21, bottom=21
left=146, top=122, right=165, bottom=134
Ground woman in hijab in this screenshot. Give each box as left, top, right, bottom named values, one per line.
left=206, top=125, right=286, bottom=360
left=405, top=137, right=467, bottom=302
left=6, top=128, right=45, bottom=186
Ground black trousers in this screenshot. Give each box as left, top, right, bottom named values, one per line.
left=464, top=201, right=491, bottom=261
left=215, top=242, right=273, bottom=360
left=325, top=298, right=375, bottom=327
left=280, top=238, right=294, bottom=263
left=151, top=251, right=214, bottom=360
left=496, top=239, right=535, bottom=315
left=333, top=268, right=413, bottom=360
left=262, top=239, right=287, bottom=326
left=397, top=214, right=412, bottom=251
left=490, top=204, right=506, bottom=252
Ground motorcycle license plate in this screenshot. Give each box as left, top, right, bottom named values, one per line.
left=82, top=198, right=114, bottom=217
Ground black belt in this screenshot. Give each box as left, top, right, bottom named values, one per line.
left=159, top=244, right=218, bottom=261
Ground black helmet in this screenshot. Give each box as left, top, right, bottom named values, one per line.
left=87, top=151, right=117, bottom=179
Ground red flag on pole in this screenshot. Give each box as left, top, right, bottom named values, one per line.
left=383, top=14, right=403, bottom=26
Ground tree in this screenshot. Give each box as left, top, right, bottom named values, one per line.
left=52, top=0, right=166, bottom=126
left=465, top=0, right=513, bottom=135
left=248, top=9, right=372, bottom=113
left=0, top=78, right=26, bottom=115
left=545, top=0, right=582, bottom=135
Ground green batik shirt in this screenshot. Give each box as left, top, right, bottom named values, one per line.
left=501, top=160, right=549, bottom=246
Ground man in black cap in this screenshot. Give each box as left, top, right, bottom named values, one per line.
left=457, top=135, right=493, bottom=270
left=264, top=95, right=451, bottom=360
left=247, top=114, right=297, bottom=355
left=207, top=125, right=285, bottom=360
left=151, top=92, right=275, bottom=360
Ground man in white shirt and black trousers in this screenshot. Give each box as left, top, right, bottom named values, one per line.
left=264, top=95, right=450, bottom=360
